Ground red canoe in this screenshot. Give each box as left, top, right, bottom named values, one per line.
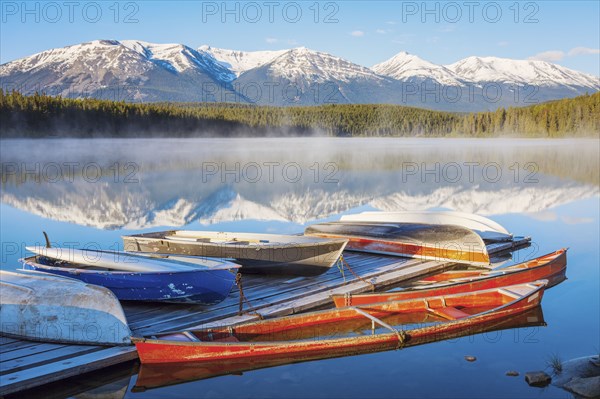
left=133, top=281, right=547, bottom=364
left=331, top=248, right=567, bottom=307
left=133, top=306, right=546, bottom=391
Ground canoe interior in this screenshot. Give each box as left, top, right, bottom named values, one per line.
left=150, top=282, right=543, bottom=344
left=331, top=249, right=567, bottom=307
left=122, top=231, right=348, bottom=276
left=125, top=230, right=342, bottom=246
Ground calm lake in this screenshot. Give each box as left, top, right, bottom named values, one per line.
left=1, top=138, right=598, bottom=398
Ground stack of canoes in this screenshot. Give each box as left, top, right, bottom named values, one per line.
left=0, top=211, right=569, bottom=377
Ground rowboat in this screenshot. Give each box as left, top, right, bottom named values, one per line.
left=133, top=280, right=547, bottom=364
left=304, top=221, right=490, bottom=266
left=133, top=306, right=546, bottom=391
left=331, top=249, right=567, bottom=307
left=122, top=231, right=348, bottom=276
left=22, top=247, right=240, bottom=304
left=0, top=269, right=131, bottom=345
left=341, top=211, right=512, bottom=242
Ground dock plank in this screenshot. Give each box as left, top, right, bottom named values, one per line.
left=0, top=343, right=67, bottom=362
left=0, top=345, right=100, bottom=375
left=0, top=346, right=137, bottom=396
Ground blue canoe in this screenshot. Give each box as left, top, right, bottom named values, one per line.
left=21, top=248, right=240, bottom=305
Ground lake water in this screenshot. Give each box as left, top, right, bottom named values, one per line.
left=1, top=138, right=598, bottom=398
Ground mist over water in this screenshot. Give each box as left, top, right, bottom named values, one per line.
left=0, top=137, right=598, bottom=398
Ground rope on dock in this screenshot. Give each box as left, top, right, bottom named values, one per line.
left=235, top=273, right=264, bottom=319
left=339, top=255, right=376, bottom=292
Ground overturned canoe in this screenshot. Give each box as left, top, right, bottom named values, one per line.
left=21, top=248, right=240, bottom=304
left=133, top=281, right=547, bottom=364
left=122, top=231, right=348, bottom=276
left=0, top=269, right=131, bottom=345
left=25, top=246, right=226, bottom=273
left=332, top=248, right=567, bottom=307
left=305, top=221, right=490, bottom=266
left=133, top=306, right=546, bottom=391
left=341, top=211, right=512, bottom=242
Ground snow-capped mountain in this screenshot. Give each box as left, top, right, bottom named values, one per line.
left=1, top=40, right=598, bottom=109
left=446, top=56, right=599, bottom=90
left=235, top=47, right=406, bottom=105
left=372, top=51, right=464, bottom=86
left=198, top=45, right=286, bottom=76
left=0, top=40, right=237, bottom=102
left=121, top=40, right=235, bottom=82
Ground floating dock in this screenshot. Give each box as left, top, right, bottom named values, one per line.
left=0, top=237, right=529, bottom=396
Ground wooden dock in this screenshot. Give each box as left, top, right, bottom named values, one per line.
left=0, top=237, right=529, bottom=396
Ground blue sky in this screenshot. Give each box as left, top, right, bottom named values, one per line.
left=1, top=1, right=599, bottom=75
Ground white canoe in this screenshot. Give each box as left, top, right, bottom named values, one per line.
left=0, top=269, right=131, bottom=345
left=25, top=246, right=235, bottom=273
left=341, top=211, right=512, bottom=242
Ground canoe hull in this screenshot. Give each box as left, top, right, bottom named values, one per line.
left=123, top=231, right=347, bottom=276
left=341, top=211, right=512, bottom=242
left=134, top=282, right=546, bottom=364
left=133, top=306, right=546, bottom=391
left=21, top=256, right=236, bottom=304
left=0, top=270, right=131, bottom=345
left=305, top=222, right=490, bottom=266
left=332, top=249, right=567, bottom=307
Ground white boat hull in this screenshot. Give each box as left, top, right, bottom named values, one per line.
left=24, top=246, right=234, bottom=273
left=341, top=211, right=512, bottom=242
left=0, top=270, right=131, bottom=345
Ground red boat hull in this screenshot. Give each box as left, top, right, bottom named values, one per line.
left=133, top=307, right=546, bottom=391
left=331, top=249, right=567, bottom=307
left=134, top=282, right=546, bottom=364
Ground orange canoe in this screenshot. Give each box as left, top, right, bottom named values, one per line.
left=133, top=280, right=547, bottom=364
left=331, top=249, right=566, bottom=307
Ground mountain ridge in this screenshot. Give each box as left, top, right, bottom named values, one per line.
left=1, top=40, right=598, bottom=110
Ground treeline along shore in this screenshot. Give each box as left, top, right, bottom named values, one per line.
left=0, top=90, right=598, bottom=138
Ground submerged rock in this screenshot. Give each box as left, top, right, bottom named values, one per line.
left=506, top=371, right=519, bottom=377
left=525, top=371, right=552, bottom=387
left=553, top=356, right=600, bottom=398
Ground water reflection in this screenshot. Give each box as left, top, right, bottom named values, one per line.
left=1, top=139, right=598, bottom=230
